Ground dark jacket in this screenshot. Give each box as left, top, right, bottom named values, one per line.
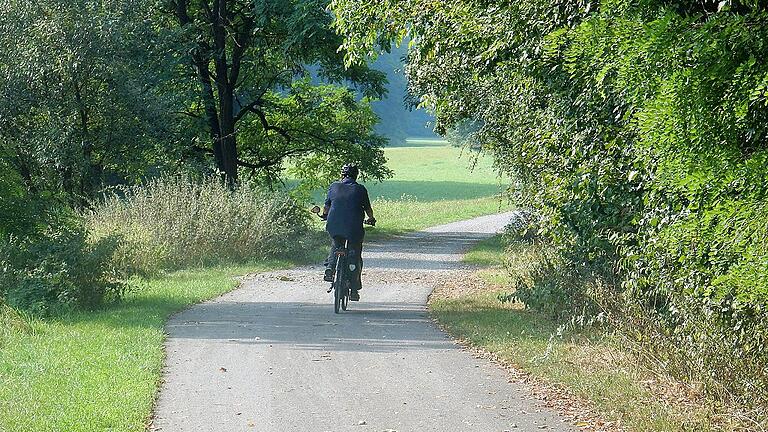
left=324, top=177, right=371, bottom=243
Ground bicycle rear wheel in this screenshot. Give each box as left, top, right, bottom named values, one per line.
left=334, top=282, right=342, bottom=313
left=333, top=256, right=344, bottom=314
left=341, top=282, right=349, bottom=311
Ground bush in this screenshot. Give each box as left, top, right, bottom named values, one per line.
left=0, top=219, right=125, bottom=314
left=500, top=217, right=598, bottom=320
left=86, top=176, right=311, bottom=273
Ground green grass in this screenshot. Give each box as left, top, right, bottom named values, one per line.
left=461, top=235, right=511, bottom=286
left=365, top=142, right=509, bottom=238
left=432, top=238, right=719, bottom=431
left=387, top=138, right=448, bottom=147
left=463, top=235, right=506, bottom=267
left=0, top=262, right=291, bottom=432
left=307, top=143, right=506, bottom=204
left=366, top=144, right=503, bottom=201
left=365, top=196, right=506, bottom=240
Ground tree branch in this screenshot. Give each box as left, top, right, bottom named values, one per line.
left=236, top=146, right=315, bottom=170
left=173, top=0, right=192, bottom=25
left=229, top=15, right=254, bottom=86
left=251, top=107, right=292, bottom=142
left=234, top=99, right=262, bottom=123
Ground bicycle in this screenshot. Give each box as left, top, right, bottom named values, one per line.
left=330, top=237, right=353, bottom=313
left=311, top=206, right=374, bottom=314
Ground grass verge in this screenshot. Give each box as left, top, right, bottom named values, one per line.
left=429, top=235, right=722, bottom=432
left=0, top=261, right=293, bottom=432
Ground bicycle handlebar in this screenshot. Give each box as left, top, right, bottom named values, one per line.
left=309, top=205, right=375, bottom=226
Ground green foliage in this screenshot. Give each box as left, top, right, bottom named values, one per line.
left=0, top=0, right=173, bottom=205
left=86, top=176, right=311, bottom=273
left=0, top=158, right=36, bottom=238
left=0, top=301, right=36, bottom=348
left=262, top=80, right=392, bottom=195
left=0, top=218, right=125, bottom=314
left=331, top=0, right=768, bottom=416
left=159, top=0, right=392, bottom=186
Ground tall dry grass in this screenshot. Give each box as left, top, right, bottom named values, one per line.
left=86, top=176, right=311, bottom=274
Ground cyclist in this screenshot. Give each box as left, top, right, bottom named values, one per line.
left=321, top=163, right=375, bottom=301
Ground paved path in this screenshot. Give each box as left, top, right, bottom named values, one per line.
left=152, top=213, right=575, bottom=432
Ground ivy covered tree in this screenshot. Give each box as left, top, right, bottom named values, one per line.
left=162, top=0, right=392, bottom=187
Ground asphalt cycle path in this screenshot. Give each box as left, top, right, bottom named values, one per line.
left=151, top=212, right=576, bottom=432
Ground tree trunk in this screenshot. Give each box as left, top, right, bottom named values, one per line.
left=174, top=0, right=234, bottom=185
left=196, top=61, right=224, bottom=175
left=213, top=0, right=238, bottom=186
left=219, top=89, right=239, bottom=186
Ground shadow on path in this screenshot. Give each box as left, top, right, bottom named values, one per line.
left=168, top=301, right=454, bottom=354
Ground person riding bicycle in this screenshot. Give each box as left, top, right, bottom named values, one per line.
left=321, top=163, right=375, bottom=301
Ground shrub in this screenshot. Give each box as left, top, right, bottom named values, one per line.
left=0, top=219, right=125, bottom=314
left=334, top=0, right=768, bottom=422
left=501, top=238, right=597, bottom=320
left=86, top=176, right=311, bottom=273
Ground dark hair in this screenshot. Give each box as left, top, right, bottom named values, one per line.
left=341, top=163, right=359, bottom=179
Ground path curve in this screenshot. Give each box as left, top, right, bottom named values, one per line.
left=152, top=212, right=575, bottom=432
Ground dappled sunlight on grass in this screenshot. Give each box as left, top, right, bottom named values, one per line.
left=387, top=138, right=448, bottom=147
left=463, top=235, right=506, bottom=267
left=303, top=142, right=507, bottom=203
left=367, top=196, right=509, bottom=240
left=366, top=180, right=503, bottom=201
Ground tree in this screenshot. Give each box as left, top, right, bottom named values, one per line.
left=0, top=0, right=173, bottom=206
left=330, top=0, right=768, bottom=413
left=162, top=0, right=392, bottom=187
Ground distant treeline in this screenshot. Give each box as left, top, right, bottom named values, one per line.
left=369, top=45, right=438, bottom=144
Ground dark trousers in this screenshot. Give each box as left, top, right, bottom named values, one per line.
left=326, top=236, right=364, bottom=291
